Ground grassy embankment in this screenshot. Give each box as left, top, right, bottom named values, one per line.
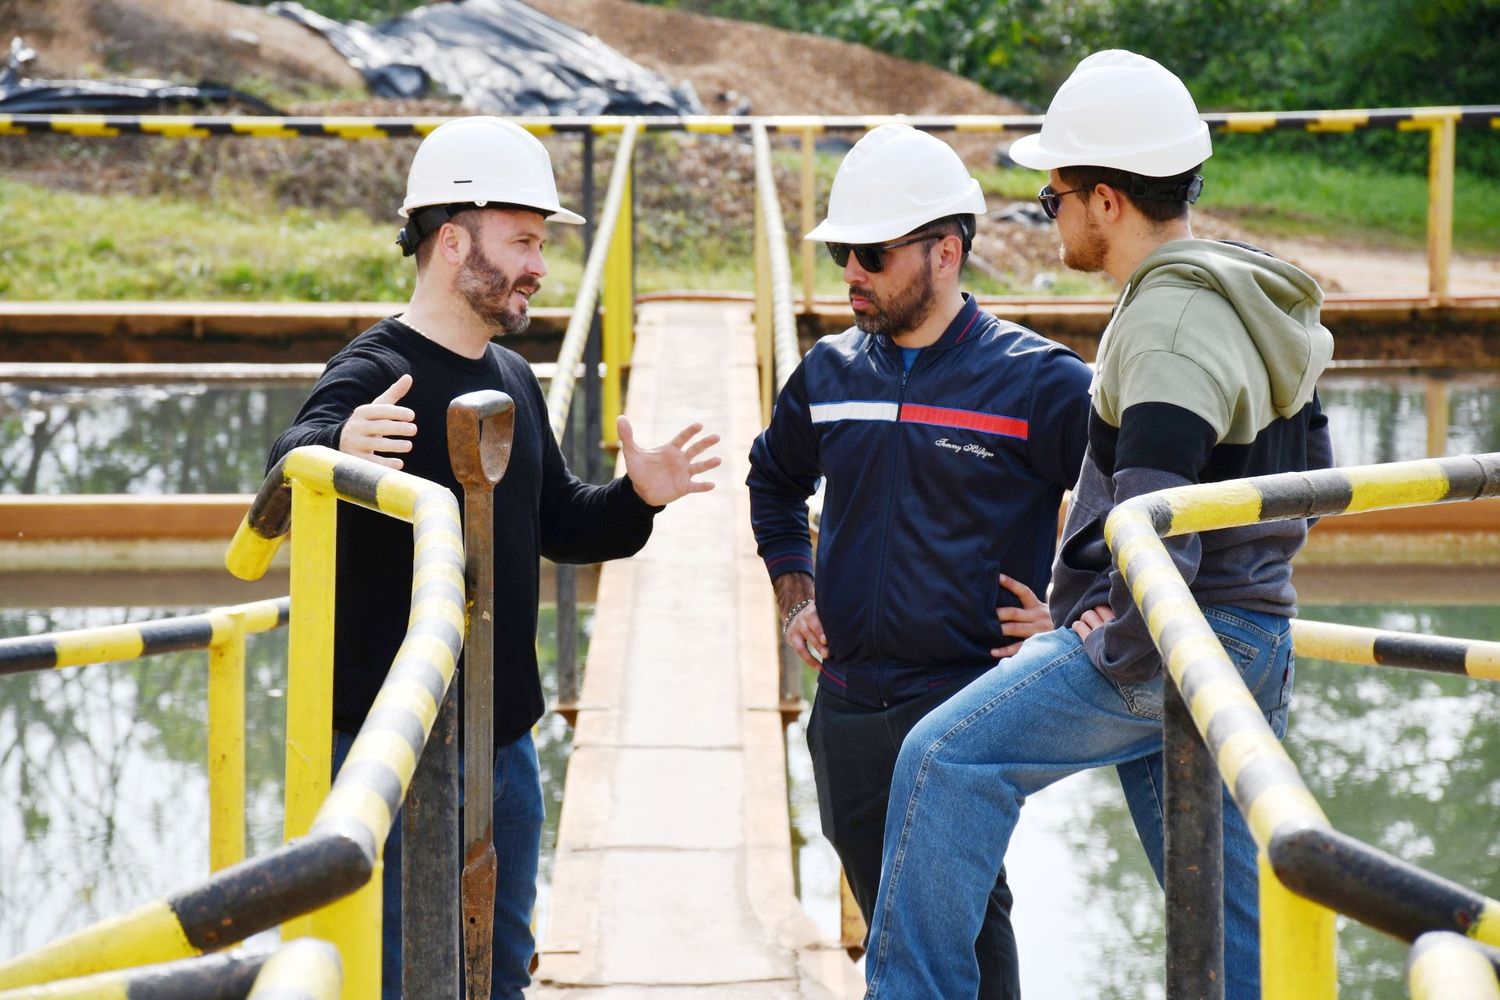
left=4, top=138, right=1499, bottom=302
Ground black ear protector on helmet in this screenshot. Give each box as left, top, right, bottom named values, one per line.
left=396, top=204, right=464, bottom=257
left=396, top=201, right=557, bottom=257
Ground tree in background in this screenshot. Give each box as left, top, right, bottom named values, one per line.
left=643, top=0, right=1499, bottom=170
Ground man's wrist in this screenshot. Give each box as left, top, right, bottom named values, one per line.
left=772, top=571, right=815, bottom=619
left=781, top=597, right=815, bottom=637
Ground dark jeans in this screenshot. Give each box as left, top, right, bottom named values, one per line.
left=807, top=684, right=1020, bottom=1000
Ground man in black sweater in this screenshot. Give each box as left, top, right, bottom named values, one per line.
left=268, top=116, right=719, bottom=999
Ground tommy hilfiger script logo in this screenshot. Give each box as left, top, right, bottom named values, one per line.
left=935, top=437, right=995, bottom=460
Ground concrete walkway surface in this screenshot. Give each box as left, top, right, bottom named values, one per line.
left=530, top=303, right=862, bottom=999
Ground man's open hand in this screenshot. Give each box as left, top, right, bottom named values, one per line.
left=340, top=374, right=416, bottom=469
left=619, top=415, right=721, bottom=506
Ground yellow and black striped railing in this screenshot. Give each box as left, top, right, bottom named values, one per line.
left=1293, top=618, right=1500, bottom=681
left=0, top=107, right=1496, bottom=140
left=1105, top=452, right=1500, bottom=995
left=0, top=446, right=464, bottom=1000
left=1407, top=931, right=1500, bottom=1000
left=0, top=596, right=288, bottom=873
left=0, top=938, right=341, bottom=1000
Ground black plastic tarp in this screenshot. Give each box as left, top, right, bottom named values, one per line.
left=270, top=0, right=703, bottom=117
left=0, top=37, right=281, bottom=114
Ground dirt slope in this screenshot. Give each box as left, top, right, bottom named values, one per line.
left=5, top=0, right=361, bottom=91
left=525, top=0, right=1028, bottom=119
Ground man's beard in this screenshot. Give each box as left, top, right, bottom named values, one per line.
left=1059, top=214, right=1109, bottom=273
left=456, top=243, right=538, bottom=335
left=850, top=261, right=937, bottom=337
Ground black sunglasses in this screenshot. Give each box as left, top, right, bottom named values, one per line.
left=1037, top=184, right=1089, bottom=220
left=826, top=232, right=944, bottom=273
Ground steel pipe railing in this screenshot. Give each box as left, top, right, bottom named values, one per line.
left=0, top=596, right=289, bottom=873
left=1104, top=452, right=1500, bottom=997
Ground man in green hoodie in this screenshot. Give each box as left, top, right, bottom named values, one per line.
left=862, top=50, right=1333, bottom=999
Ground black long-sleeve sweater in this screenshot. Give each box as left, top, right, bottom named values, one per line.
left=269, top=318, right=658, bottom=745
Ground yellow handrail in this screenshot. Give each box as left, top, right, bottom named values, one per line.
left=1104, top=452, right=1500, bottom=993
left=0, top=597, right=289, bottom=873
left=0, top=447, right=464, bottom=1000
left=751, top=122, right=803, bottom=409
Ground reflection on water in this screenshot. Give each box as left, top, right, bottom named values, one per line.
left=0, top=605, right=583, bottom=960
left=0, top=382, right=307, bottom=494
left=786, top=602, right=1500, bottom=998
left=3, top=372, right=1500, bottom=496
left=1320, top=372, right=1500, bottom=466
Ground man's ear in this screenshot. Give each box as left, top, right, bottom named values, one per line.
left=1092, top=183, right=1125, bottom=223
left=938, top=233, right=965, bottom=277
left=437, top=219, right=469, bottom=265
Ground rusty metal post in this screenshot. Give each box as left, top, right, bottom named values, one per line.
left=402, top=683, right=460, bottom=1000
left=1164, top=673, right=1225, bottom=1000
left=447, top=390, right=516, bottom=1000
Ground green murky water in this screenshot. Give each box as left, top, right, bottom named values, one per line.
left=2, top=371, right=1498, bottom=995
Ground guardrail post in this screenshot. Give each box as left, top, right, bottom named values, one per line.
left=800, top=127, right=817, bottom=314
left=1426, top=114, right=1457, bottom=304
left=753, top=158, right=773, bottom=421
left=581, top=131, right=604, bottom=481
left=207, top=607, right=248, bottom=872
left=1425, top=376, right=1450, bottom=457
left=276, top=474, right=380, bottom=1000
left=557, top=380, right=580, bottom=710
left=402, top=685, right=459, bottom=1000
left=1164, top=674, right=1224, bottom=999
left=601, top=127, right=636, bottom=450
left=283, top=479, right=337, bottom=844
left=447, top=392, right=514, bottom=1000
left=1259, top=851, right=1337, bottom=999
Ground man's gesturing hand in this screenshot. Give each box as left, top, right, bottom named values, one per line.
left=618, top=415, right=721, bottom=506
left=339, top=373, right=416, bottom=469
left=991, top=573, right=1050, bottom=660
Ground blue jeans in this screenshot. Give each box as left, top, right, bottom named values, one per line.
left=864, top=607, right=1295, bottom=1000
left=332, top=729, right=544, bottom=1000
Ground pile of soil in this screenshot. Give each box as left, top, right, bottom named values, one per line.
left=3, top=0, right=1331, bottom=291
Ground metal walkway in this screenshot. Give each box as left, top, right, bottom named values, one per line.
left=531, top=302, right=861, bottom=998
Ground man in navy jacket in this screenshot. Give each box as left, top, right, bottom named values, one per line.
left=746, top=124, right=1091, bottom=997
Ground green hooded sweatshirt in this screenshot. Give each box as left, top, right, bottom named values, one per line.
left=1049, top=239, right=1335, bottom=683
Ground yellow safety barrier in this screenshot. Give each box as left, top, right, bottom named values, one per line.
left=0, top=447, right=464, bottom=1000
left=0, top=948, right=266, bottom=1000
left=544, top=120, right=639, bottom=448
left=1408, top=931, right=1500, bottom=1000
left=751, top=122, right=802, bottom=421
left=1104, top=452, right=1500, bottom=994
left=0, top=597, right=288, bottom=874
left=1293, top=618, right=1500, bottom=681
left=247, top=939, right=343, bottom=1000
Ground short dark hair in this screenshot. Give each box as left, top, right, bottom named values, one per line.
left=1057, top=164, right=1204, bottom=224
left=413, top=207, right=483, bottom=271
left=912, top=213, right=975, bottom=267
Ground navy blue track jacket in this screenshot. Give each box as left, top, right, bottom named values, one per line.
left=747, top=295, right=1093, bottom=708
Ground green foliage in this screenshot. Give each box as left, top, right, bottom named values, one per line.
left=238, top=0, right=426, bottom=24
left=639, top=0, right=1500, bottom=172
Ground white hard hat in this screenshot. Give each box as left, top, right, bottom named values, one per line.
left=805, top=124, right=987, bottom=244
left=1009, top=50, right=1212, bottom=177
left=399, top=116, right=584, bottom=224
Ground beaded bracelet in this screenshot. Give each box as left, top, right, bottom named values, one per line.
left=781, top=597, right=815, bottom=637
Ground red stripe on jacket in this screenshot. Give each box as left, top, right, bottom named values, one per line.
left=899, top=403, right=1029, bottom=440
